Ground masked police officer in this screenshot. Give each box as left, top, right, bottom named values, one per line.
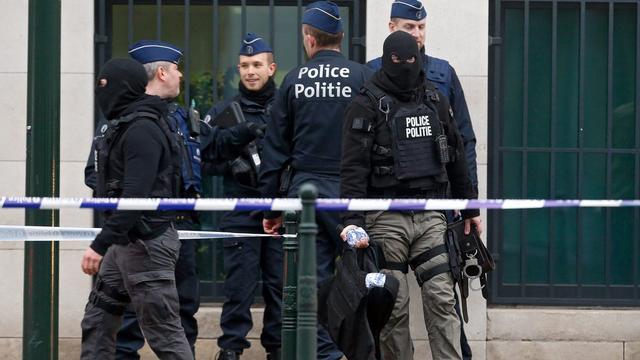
left=258, top=2, right=372, bottom=359
left=368, top=0, right=478, bottom=193
left=367, top=2, right=479, bottom=358
left=80, top=58, right=193, bottom=359
left=83, top=40, right=202, bottom=358
left=340, top=31, right=482, bottom=360
left=201, top=33, right=282, bottom=360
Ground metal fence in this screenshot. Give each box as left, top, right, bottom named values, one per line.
left=489, top=0, right=640, bottom=305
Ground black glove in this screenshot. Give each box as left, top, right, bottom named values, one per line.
left=229, top=156, right=257, bottom=187
left=233, top=122, right=267, bottom=144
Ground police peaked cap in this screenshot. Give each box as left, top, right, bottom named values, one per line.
left=390, top=0, right=427, bottom=21
left=239, top=33, right=273, bottom=56
left=302, top=1, right=343, bottom=34
left=128, top=40, right=183, bottom=65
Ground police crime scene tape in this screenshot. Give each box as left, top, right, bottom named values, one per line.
left=2, top=197, right=640, bottom=211
left=0, top=225, right=291, bottom=242
left=2, top=197, right=639, bottom=241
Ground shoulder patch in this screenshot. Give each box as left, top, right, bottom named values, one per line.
left=351, top=117, right=372, bottom=132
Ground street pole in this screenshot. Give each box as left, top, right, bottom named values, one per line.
left=23, top=0, right=61, bottom=358
left=296, top=184, right=317, bottom=360
left=281, top=211, right=299, bottom=360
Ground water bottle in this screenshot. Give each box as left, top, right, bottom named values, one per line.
left=346, top=226, right=368, bottom=248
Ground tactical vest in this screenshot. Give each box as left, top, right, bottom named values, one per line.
left=361, top=82, right=452, bottom=193
left=168, top=104, right=202, bottom=196
left=94, top=111, right=182, bottom=200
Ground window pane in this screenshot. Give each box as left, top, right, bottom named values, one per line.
left=503, top=151, right=523, bottom=197
left=580, top=153, right=607, bottom=285
left=580, top=208, right=606, bottom=284
left=583, top=6, right=608, bottom=149
left=525, top=152, right=550, bottom=283
left=525, top=209, right=550, bottom=283
left=528, top=7, right=551, bottom=148
left=555, top=152, right=578, bottom=198
left=501, top=152, right=523, bottom=284
left=611, top=208, right=634, bottom=285
left=552, top=208, right=578, bottom=284
left=502, top=8, right=524, bottom=148
left=556, top=5, right=580, bottom=148
left=552, top=153, right=578, bottom=284
left=612, top=6, right=637, bottom=149
left=502, top=209, right=522, bottom=284
left=582, top=153, right=607, bottom=199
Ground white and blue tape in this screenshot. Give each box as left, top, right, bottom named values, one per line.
left=0, top=225, right=291, bottom=242
left=1, top=197, right=639, bottom=211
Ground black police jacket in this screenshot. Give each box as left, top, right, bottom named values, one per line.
left=203, top=94, right=274, bottom=230
left=340, top=75, right=479, bottom=228
left=259, top=50, right=373, bottom=201
left=90, top=96, right=180, bottom=255
left=85, top=102, right=203, bottom=198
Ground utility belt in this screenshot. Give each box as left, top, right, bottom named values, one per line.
left=369, top=183, right=448, bottom=199
left=378, top=218, right=495, bottom=323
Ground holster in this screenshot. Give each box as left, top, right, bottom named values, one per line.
left=277, top=162, right=294, bottom=196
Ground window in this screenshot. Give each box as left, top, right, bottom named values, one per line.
left=489, top=0, right=640, bottom=305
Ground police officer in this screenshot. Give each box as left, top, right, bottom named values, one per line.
left=84, top=40, right=201, bottom=358
left=201, top=33, right=282, bottom=360
left=340, top=31, right=482, bottom=360
left=258, top=2, right=372, bottom=359
left=124, top=40, right=202, bottom=358
left=367, top=1, right=479, bottom=358
left=80, top=58, right=193, bottom=359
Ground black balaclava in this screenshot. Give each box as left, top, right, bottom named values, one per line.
left=95, top=58, right=148, bottom=119
left=381, top=31, right=423, bottom=90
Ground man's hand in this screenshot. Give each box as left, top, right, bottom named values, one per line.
left=81, top=247, right=103, bottom=275
left=339, top=224, right=370, bottom=249
left=464, top=216, right=483, bottom=236
left=263, top=216, right=283, bottom=234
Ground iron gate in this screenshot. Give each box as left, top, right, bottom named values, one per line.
left=489, top=0, right=640, bottom=306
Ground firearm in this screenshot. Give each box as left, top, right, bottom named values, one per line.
left=187, top=99, right=201, bottom=137
left=213, top=101, right=262, bottom=176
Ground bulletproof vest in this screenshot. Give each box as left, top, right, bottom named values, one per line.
left=94, top=111, right=182, bottom=199
left=361, top=82, right=449, bottom=191
left=168, top=104, right=202, bottom=196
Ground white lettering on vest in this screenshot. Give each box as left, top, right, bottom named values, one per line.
left=404, top=115, right=432, bottom=138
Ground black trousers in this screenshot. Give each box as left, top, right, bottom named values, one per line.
left=114, top=221, right=200, bottom=359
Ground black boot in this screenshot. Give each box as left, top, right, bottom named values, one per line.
left=266, top=348, right=281, bottom=360
left=217, top=349, right=240, bottom=360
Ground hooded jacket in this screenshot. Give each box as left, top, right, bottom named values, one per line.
left=91, top=58, right=178, bottom=255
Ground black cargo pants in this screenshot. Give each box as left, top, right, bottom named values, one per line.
left=80, top=227, right=193, bottom=360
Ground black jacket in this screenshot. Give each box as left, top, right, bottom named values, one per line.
left=258, top=50, right=373, bottom=202
left=318, top=246, right=399, bottom=360
left=91, top=96, right=177, bottom=255
left=202, top=93, right=274, bottom=230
